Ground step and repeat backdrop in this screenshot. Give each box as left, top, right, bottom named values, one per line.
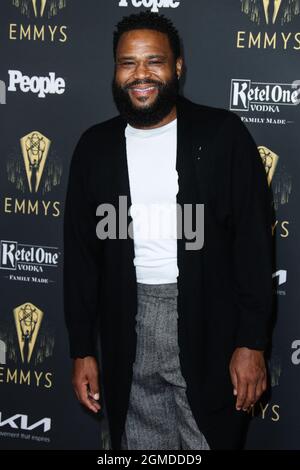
left=0, top=0, right=299, bottom=450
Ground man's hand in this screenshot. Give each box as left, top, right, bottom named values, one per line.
left=229, top=347, right=267, bottom=412
left=72, top=356, right=101, bottom=413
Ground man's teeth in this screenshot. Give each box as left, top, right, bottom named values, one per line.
left=132, top=86, right=156, bottom=92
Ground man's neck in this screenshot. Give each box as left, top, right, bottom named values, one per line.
left=129, top=105, right=177, bottom=130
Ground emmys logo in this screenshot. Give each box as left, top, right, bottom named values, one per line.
left=12, top=0, right=66, bottom=18
left=8, top=130, right=61, bottom=194
left=4, top=131, right=62, bottom=218
left=10, top=0, right=68, bottom=42
left=241, top=0, right=300, bottom=25
left=0, top=306, right=54, bottom=387
left=20, top=131, right=51, bottom=193
left=258, top=146, right=279, bottom=185
left=118, top=0, right=180, bottom=13
left=237, top=1, right=300, bottom=50
left=13, top=302, right=43, bottom=363
left=257, top=146, right=292, bottom=210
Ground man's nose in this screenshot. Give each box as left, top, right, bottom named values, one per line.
left=134, top=62, right=151, bottom=79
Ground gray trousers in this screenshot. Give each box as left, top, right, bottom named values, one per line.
left=121, top=282, right=210, bottom=450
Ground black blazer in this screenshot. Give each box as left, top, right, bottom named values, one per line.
left=63, top=95, right=273, bottom=449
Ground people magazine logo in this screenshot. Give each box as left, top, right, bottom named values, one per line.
left=118, top=0, right=181, bottom=13
left=0, top=70, right=66, bottom=104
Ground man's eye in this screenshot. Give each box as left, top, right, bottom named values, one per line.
left=149, top=61, right=162, bottom=65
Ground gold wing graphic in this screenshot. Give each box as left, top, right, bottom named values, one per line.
left=12, top=0, right=67, bottom=18
left=241, top=0, right=300, bottom=25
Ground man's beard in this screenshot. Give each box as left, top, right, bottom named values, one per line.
left=112, top=74, right=179, bottom=128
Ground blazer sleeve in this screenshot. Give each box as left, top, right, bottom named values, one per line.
left=63, top=130, right=101, bottom=359
left=229, top=113, right=274, bottom=351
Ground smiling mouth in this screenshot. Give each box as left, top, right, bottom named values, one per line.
left=129, top=86, right=158, bottom=97
left=130, top=86, right=157, bottom=90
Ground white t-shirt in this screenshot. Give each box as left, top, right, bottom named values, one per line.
left=125, top=118, right=179, bottom=284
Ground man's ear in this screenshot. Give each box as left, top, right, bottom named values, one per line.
left=176, top=57, right=183, bottom=80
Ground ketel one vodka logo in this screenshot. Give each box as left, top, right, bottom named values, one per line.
left=230, top=79, right=300, bottom=113
left=13, top=302, right=43, bottom=363
left=258, top=146, right=279, bottom=185
left=12, top=0, right=67, bottom=18
left=241, top=0, right=300, bottom=25
left=20, top=131, right=50, bottom=193
left=0, top=240, right=60, bottom=271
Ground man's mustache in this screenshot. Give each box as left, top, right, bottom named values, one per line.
left=124, top=79, right=164, bottom=90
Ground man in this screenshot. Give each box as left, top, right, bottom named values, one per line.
left=64, top=11, right=273, bottom=450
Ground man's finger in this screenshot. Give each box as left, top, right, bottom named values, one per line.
left=87, top=390, right=101, bottom=410
left=236, top=378, right=247, bottom=411
left=230, top=368, right=238, bottom=396
left=88, top=391, right=100, bottom=401
left=89, top=375, right=100, bottom=400
left=88, top=374, right=101, bottom=408
left=242, top=382, right=256, bottom=411
left=77, top=380, right=99, bottom=413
